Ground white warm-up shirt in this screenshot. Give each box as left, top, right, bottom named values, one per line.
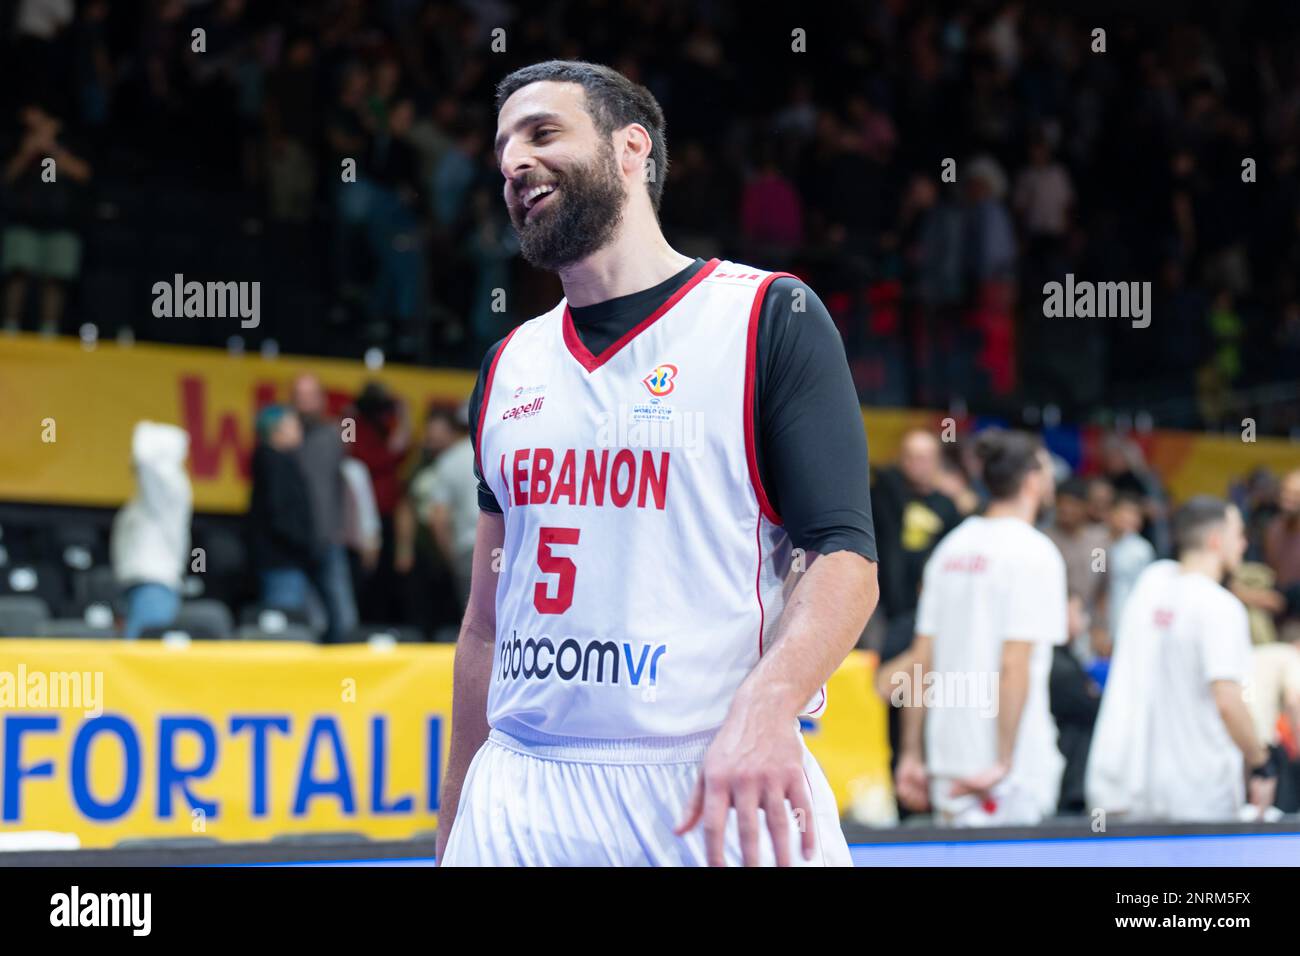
left=1139, top=571, right=1252, bottom=820
left=915, top=515, right=1068, bottom=815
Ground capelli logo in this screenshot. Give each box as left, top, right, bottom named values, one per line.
left=502, top=395, right=545, bottom=421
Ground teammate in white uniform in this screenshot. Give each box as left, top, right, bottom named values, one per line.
left=894, top=431, right=1068, bottom=826
left=1087, top=498, right=1281, bottom=821
left=436, top=61, right=879, bottom=866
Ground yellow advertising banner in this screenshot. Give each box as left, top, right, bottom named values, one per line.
left=0, top=640, right=890, bottom=849
left=4, top=333, right=1293, bottom=515
left=0, top=334, right=476, bottom=513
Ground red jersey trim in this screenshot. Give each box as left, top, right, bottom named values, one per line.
left=561, top=258, right=721, bottom=372
left=474, top=325, right=520, bottom=478
left=744, top=270, right=798, bottom=526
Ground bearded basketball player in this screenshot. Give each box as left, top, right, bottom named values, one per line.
left=436, top=60, right=878, bottom=867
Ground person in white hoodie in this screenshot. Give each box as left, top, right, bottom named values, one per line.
left=1086, top=497, right=1281, bottom=822
left=110, top=421, right=193, bottom=638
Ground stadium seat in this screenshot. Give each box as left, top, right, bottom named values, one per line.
left=0, top=595, right=52, bottom=637
left=236, top=623, right=317, bottom=643
left=344, top=624, right=426, bottom=645
left=175, top=599, right=235, bottom=639
left=239, top=604, right=312, bottom=630
left=0, top=561, right=68, bottom=612
left=39, top=618, right=116, bottom=639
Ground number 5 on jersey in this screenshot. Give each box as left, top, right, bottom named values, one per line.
left=534, top=526, right=580, bottom=614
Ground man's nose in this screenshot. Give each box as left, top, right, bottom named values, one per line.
left=499, top=140, right=535, bottom=183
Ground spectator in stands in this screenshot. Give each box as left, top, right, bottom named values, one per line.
left=1050, top=593, right=1101, bottom=814
left=1085, top=477, right=1114, bottom=526
left=366, top=95, right=425, bottom=358
left=110, top=422, right=192, bottom=638
left=347, top=381, right=411, bottom=624
left=466, top=186, right=519, bottom=352
left=1264, top=468, right=1300, bottom=593
left=1088, top=498, right=1281, bottom=822
left=1104, top=492, right=1155, bottom=644
left=1012, top=133, right=1072, bottom=279
left=1264, top=468, right=1300, bottom=642
left=422, top=404, right=478, bottom=612
left=395, top=404, right=461, bottom=636
left=1045, top=476, right=1109, bottom=658
left=264, top=32, right=319, bottom=222
left=1099, top=435, right=1171, bottom=557
left=873, top=428, right=962, bottom=660
left=247, top=405, right=317, bottom=617
left=739, top=145, right=804, bottom=260
left=2, top=103, right=92, bottom=335
left=290, top=373, right=358, bottom=644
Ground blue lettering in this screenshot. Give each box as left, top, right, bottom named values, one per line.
left=158, top=716, right=219, bottom=819
left=427, top=717, right=441, bottom=813
left=293, top=716, right=355, bottom=816
left=370, top=717, right=412, bottom=814
left=230, top=716, right=291, bottom=817
left=71, top=715, right=140, bottom=821
left=624, top=644, right=651, bottom=685
left=2, top=716, right=57, bottom=821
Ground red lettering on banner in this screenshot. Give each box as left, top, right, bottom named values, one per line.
left=180, top=376, right=272, bottom=480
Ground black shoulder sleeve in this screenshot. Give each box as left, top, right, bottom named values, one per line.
left=469, top=337, right=507, bottom=514
left=753, top=277, right=877, bottom=561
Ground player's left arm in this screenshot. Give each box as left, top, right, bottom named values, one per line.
left=676, top=277, right=879, bottom=866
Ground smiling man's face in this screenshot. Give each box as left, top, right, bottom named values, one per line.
left=495, top=81, right=628, bottom=271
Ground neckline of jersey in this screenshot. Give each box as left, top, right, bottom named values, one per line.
left=560, top=257, right=720, bottom=373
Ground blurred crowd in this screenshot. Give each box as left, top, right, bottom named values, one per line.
left=873, top=427, right=1300, bottom=820
left=3, top=0, right=1300, bottom=430
left=102, top=374, right=478, bottom=644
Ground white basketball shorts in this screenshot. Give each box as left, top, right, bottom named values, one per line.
left=440, top=724, right=852, bottom=866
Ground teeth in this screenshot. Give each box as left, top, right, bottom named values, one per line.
left=523, top=184, right=556, bottom=209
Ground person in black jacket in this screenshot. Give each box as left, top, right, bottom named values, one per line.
left=248, top=405, right=317, bottom=612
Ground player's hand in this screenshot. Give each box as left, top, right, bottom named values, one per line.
left=675, top=712, right=814, bottom=867
left=894, top=752, right=930, bottom=812
left=948, top=760, right=1010, bottom=800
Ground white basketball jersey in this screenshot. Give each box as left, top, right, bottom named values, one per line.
left=476, top=258, right=826, bottom=740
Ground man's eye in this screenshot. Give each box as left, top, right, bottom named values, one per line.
left=534, top=129, right=557, bottom=141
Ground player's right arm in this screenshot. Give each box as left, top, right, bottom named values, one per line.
left=1213, top=681, right=1269, bottom=771
left=1205, top=595, right=1276, bottom=811
left=435, top=511, right=504, bottom=864
left=1213, top=680, right=1276, bottom=810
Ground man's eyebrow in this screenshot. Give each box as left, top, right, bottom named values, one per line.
left=493, top=112, right=562, bottom=161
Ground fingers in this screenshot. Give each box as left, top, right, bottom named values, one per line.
left=762, top=791, right=792, bottom=868
left=788, top=773, right=817, bottom=863
left=735, top=785, right=761, bottom=867
left=673, top=774, right=704, bottom=836
left=701, top=777, right=731, bottom=867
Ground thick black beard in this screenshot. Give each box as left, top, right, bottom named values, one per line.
left=513, top=144, right=626, bottom=272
